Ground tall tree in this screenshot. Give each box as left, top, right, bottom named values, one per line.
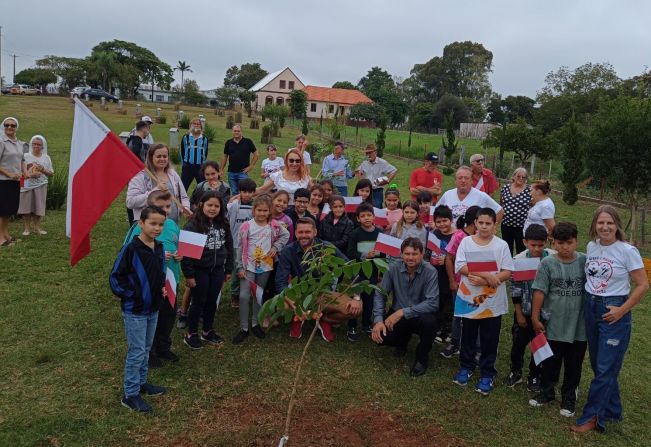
left=36, top=56, right=88, bottom=91
left=484, top=119, right=551, bottom=164
left=14, top=68, right=57, bottom=92
left=224, top=63, right=268, bottom=89
left=554, top=115, right=585, bottom=205
left=358, top=67, right=408, bottom=126
left=175, top=61, right=193, bottom=91
left=289, top=89, right=308, bottom=119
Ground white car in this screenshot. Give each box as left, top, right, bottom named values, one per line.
left=71, top=86, right=90, bottom=97
left=10, top=84, right=40, bottom=95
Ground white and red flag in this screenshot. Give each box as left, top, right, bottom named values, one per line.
left=373, top=207, right=388, bottom=227
left=178, top=230, right=207, bottom=259
left=320, top=203, right=331, bottom=220
left=249, top=279, right=265, bottom=305
left=466, top=251, right=498, bottom=273
left=66, top=98, right=144, bottom=265
left=427, top=232, right=444, bottom=255
left=374, top=233, right=402, bottom=257
left=164, top=267, right=177, bottom=308
left=344, top=196, right=362, bottom=213
left=530, top=332, right=554, bottom=365
left=512, top=257, right=541, bottom=282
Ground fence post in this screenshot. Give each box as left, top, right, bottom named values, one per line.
left=640, top=207, right=646, bottom=244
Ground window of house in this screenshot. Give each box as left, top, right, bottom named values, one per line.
left=155, top=94, right=164, bottom=102
left=310, top=103, right=317, bottom=112
left=328, top=104, right=334, bottom=113
left=280, top=80, right=286, bottom=89
left=276, top=97, right=284, bottom=105
left=288, top=81, right=295, bottom=90
left=339, top=106, right=345, bottom=115
left=265, top=96, right=273, bottom=105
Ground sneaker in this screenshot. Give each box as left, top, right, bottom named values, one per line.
left=362, top=325, right=372, bottom=335
left=560, top=399, right=576, bottom=418
left=157, top=350, right=179, bottom=363
left=140, top=383, right=166, bottom=396
left=527, top=376, right=541, bottom=393
left=121, top=395, right=152, bottom=413
left=440, top=344, right=459, bottom=359
left=200, top=330, right=224, bottom=345
left=148, top=354, right=162, bottom=368
left=22, top=230, right=30, bottom=236
left=289, top=320, right=304, bottom=339
left=232, top=329, right=249, bottom=345
left=505, top=371, right=523, bottom=387
left=453, top=368, right=473, bottom=386
left=37, top=230, right=47, bottom=235
left=445, top=335, right=452, bottom=343
left=529, top=393, right=554, bottom=407
left=434, top=335, right=445, bottom=344
left=346, top=327, right=361, bottom=342
left=475, top=377, right=494, bottom=396
left=251, top=325, right=266, bottom=339
left=184, top=333, right=203, bottom=350
left=317, top=320, right=335, bottom=342
left=176, top=314, right=187, bottom=329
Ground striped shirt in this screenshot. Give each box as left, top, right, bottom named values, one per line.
left=181, top=134, right=209, bottom=165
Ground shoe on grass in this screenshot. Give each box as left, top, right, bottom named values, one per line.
left=560, top=399, right=576, bottom=418
left=475, top=377, right=494, bottom=396
left=184, top=333, right=203, bottom=350
left=440, top=344, right=459, bottom=359
left=157, top=351, right=179, bottom=363
left=121, top=394, right=152, bottom=413
left=453, top=368, right=473, bottom=386
left=505, top=371, right=523, bottom=387
left=346, top=327, right=361, bottom=342
left=251, top=325, right=266, bottom=339
left=232, top=329, right=249, bottom=345
left=317, top=320, right=335, bottom=342
left=362, top=325, right=372, bottom=335
left=140, top=383, right=166, bottom=396
left=529, top=393, right=554, bottom=407
left=289, top=320, right=303, bottom=339
left=200, top=330, right=224, bottom=345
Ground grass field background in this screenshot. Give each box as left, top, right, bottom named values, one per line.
left=1, top=96, right=649, bottom=446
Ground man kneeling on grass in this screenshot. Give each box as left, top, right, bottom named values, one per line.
left=372, top=237, right=440, bottom=377
left=275, top=217, right=362, bottom=342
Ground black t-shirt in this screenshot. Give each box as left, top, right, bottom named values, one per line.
left=223, top=137, right=257, bottom=172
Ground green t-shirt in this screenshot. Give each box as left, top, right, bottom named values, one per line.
left=531, top=253, right=587, bottom=343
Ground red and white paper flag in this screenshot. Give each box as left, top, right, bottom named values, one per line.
left=512, top=257, right=541, bottom=282
left=178, top=230, right=207, bottom=259
left=429, top=205, right=436, bottom=216
left=344, top=196, right=363, bottom=213
left=374, top=233, right=402, bottom=257
left=164, top=267, right=177, bottom=308
left=320, top=203, right=331, bottom=220
left=530, top=332, right=554, bottom=365
left=466, top=251, right=498, bottom=273
left=373, top=207, right=388, bottom=227
left=249, top=279, right=265, bottom=305
left=66, top=98, right=144, bottom=265
left=427, top=232, right=443, bottom=255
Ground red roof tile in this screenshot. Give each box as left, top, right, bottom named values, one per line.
left=302, top=86, right=373, bottom=105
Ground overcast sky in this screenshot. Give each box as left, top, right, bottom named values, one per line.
left=2, top=0, right=649, bottom=97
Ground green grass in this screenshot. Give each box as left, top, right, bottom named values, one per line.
left=1, top=96, right=650, bottom=446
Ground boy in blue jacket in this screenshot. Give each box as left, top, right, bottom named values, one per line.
left=110, top=206, right=168, bottom=413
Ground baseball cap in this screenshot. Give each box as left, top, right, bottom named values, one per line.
left=142, top=115, right=153, bottom=124
left=425, top=152, right=439, bottom=163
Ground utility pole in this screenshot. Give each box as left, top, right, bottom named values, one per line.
left=13, top=53, right=17, bottom=83
left=0, top=26, right=3, bottom=95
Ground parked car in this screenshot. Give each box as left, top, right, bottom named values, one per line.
left=1, top=84, right=17, bottom=94
left=10, top=84, right=40, bottom=95
left=83, top=88, right=119, bottom=102
left=70, top=86, right=90, bottom=97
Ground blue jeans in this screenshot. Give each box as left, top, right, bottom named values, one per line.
left=122, top=311, right=158, bottom=397
left=371, top=188, right=384, bottom=209
left=228, top=172, right=250, bottom=196
left=335, top=185, right=348, bottom=197
left=577, top=294, right=632, bottom=428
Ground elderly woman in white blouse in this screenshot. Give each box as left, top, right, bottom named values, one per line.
left=253, top=149, right=312, bottom=205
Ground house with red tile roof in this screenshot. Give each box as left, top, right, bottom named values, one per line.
left=303, top=85, right=373, bottom=118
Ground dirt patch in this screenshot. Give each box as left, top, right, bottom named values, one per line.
left=138, top=394, right=467, bottom=447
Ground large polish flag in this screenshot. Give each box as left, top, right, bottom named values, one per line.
left=466, top=251, right=498, bottom=273
left=66, top=99, right=144, bottom=265
left=373, top=207, right=388, bottom=227
left=512, top=257, right=541, bottom=282
left=374, top=233, right=402, bottom=257
left=530, top=332, right=554, bottom=365
left=178, top=230, right=207, bottom=259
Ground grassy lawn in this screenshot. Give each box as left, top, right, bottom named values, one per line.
left=1, top=96, right=650, bottom=446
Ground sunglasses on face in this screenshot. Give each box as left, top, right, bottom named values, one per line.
left=474, top=159, right=484, bottom=163
left=287, top=159, right=301, bottom=164
left=4, top=123, right=17, bottom=128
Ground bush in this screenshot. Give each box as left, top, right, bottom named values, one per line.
left=203, top=123, right=216, bottom=143
left=156, top=114, right=167, bottom=124
left=234, top=111, right=243, bottom=123
left=271, top=121, right=281, bottom=138
left=250, top=119, right=260, bottom=129
left=179, top=115, right=190, bottom=129
left=442, top=166, right=455, bottom=176
left=169, top=148, right=181, bottom=165
left=226, top=115, right=234, bottom=129
left=261, top=125, right=272, bottom=144
left=494, top=161, right=511, bottom=179
left=46, top=168, right=68, bottom=210
left=306, top=143, right=329, bottom=163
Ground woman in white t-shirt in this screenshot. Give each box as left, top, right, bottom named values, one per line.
left=253, top=149, right=312, bottom=205
left=572, top=206, right=649, bottom=434
left=523, top=180, right=555, bottom=236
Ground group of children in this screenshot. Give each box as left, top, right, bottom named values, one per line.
left=109, top=156, right=589, bottom=417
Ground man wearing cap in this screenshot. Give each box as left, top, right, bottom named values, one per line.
left=321, top=141, right=354, bottom=196
left=469, top=153, right=498, bottom=196
left=222, top=124, right=258, bottom=195
left=130, top=116, right=154, bottom=145
left=125, top=120, right=150, bottom=162
left=180, top=117, right=209, bottom=191
left=356, top=143, right=398, bottom=208
left=409, top=152, right=443, bottom=201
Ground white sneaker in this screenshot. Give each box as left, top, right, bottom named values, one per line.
left=22, top=230, right=30, bottom=236
left=38, top=230, right=47, bottom=235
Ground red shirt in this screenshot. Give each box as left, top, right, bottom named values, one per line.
left=472, top=168, right=498, bottom=195
left=409, top=168, right=443, bottom=201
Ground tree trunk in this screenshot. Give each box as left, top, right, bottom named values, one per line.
left=630, top=202, right=638, bottom=245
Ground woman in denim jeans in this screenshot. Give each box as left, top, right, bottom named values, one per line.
left=572, top=206, right=648, bottom=433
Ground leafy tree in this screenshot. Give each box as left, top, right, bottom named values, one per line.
left=289, top=89, right=308, bottom=119
left=432, top=94, right=468, bottom=128
left=410, top=102, right=437, bottom=132
left=302, top=115, right=309, bottom=135
left=238, top=90, right=256, bottom=116
left=214, top=86, right=240, bottom=108
left=622, top=69, right=651, bottom=98
left=224, top=63, right=268, bottom=89
left=349, top=103, right=379, bottom=122
left=36, top=56, right=88, bottom=91
left=441, top=111, right=459, bottom=159
left=262, top=104, right=290, bottom=130
left=332, top=81, right=357, bottom=90
left=375, top=108, right=388, bottom=157
left=173, top=80, right=206, bottom=106
left=586, top=95, right=651, bottom=243
left=554, top=115, right=585, bottom=205
left=175, top=61, right=192, bottom=87
left=14, top=68, right=57, bottom=91
left=358, top=67, right=408, bottom=125
left=486, top=94, right=536, bottom=161
left=484, top=119, right=550, bottom=164
left=462, top=97, right=486, bottom=122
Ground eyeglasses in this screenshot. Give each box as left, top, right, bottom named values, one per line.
left=515, top=175, right=527, bottom=179
left=287, top=159, right=301, bottom=164
left=4, top=123, right=17, bottom=128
